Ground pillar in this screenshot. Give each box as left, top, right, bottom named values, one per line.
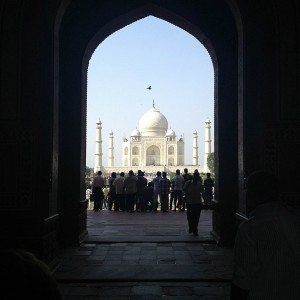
left=204, top=119, right=212, bottom=172
left=94, top=119, right=103, bottom=173
left=192, top=130, right=199, bottom=165
left=108, top=130, right=114, bottom=167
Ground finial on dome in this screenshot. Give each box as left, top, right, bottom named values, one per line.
left=152, top=99, right=155, bottom=108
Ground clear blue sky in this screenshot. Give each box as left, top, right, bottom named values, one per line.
left=87, top=16, right=214, bottom=168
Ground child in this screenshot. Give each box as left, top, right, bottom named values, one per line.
left=103, top=185, right=109, bottom=209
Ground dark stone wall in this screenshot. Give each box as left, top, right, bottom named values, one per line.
left=236, top=0, right=300, bottom=213
left=0, top=0, right=62, bottom=264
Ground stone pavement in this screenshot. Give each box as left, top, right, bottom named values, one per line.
left=55, top=209, right=233, bottom=299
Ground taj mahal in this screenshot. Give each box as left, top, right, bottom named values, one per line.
left=94, top=102, right=212, bottom=177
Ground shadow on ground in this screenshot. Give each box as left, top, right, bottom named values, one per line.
left=55, top=209, right=233, bottom=299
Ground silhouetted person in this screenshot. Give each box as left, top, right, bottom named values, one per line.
left=0, top=248, right=62, bottom=300
left=193, top=169, right=203, bottom=184
left=152, top=171, right=162, bottom=211
left=108, top=172, right=117, bottom=211
left=203, top=172, right=214, bottom=208
left=136, top=170, right=148, bottom=212
left=113, top=172, right=125, bottom=211
left=182, top=168, right=193, bottom=211
left=143, top=181, right=154, bottom=211
left=159, top=172, right=171, bottom=212
left=231, top=170, right=300, bottom=300
left=124, top=170, right=137, bottom=212
left=183, top=171, right=204, bottom=236
left=169, top=180, right=175, bottom=210
left=91, top=171, right=105, bottom=211
left=171, top=169, right=185, bottom=211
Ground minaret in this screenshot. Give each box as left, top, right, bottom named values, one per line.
left=204, top=118, right=212, bottom=172
left=192, top=130, right=199, bottom=165
left=108, top=130, right=114, bottom=167
left=94, top=119, right=103, bottom=173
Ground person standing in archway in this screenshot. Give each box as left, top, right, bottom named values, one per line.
left=152, top=171, right=162, bottom=211
left=203, top=172, right=214, bottom=209
left=159, top=172, right=171, bottom=212
left=182, top=168, right=193, bottom=211
left=108, top=172, right=117, bottom=211
left=171, top=169, right=185, bottom=211
left=91, top=171, right=105, bottom=211
left=124, top=170, right=137, bottom=212
left=113, top=172, right=125, bottom=211
left=183, top=171, right=204, bottom=236
left=231, top=170, right=300, bottom=300
left=136, top=170, right=148, bottom=212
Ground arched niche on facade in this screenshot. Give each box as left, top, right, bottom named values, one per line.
left=57, top=0, right=241, bottom=246
left=124, top=158, right=128, bottom=167
left=168, top=146, right=174, bottom=155
left=168, top=158, right=174, bottom=166
left=132, top=158, right=139, bottom=166
left=132, top=146, right=139, bottom=155
left=146, top=145, right=160, bottom=166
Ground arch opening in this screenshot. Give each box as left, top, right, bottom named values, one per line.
left=58, top=1, right=239, bottom=246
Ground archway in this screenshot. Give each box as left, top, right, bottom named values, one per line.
left=146, top=145, right=161, bottom=166
left=168, top=146, right=174, bottom=155
left=132, top=147, right=139, bottom=156
left=58, top=1, right=239, bottom=246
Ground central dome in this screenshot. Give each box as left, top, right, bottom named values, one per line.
left=139, top=106, right=168, bottom=137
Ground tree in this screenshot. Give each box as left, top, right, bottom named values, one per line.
left=85, top=166, right=94, bottom=187
left=207, top=152, right=215, bottom=174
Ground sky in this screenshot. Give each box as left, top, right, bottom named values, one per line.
left=86, top=16, right=214, bottom=168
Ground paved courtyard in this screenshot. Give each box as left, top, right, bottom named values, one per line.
left=55, top=209, right=233, bottom=299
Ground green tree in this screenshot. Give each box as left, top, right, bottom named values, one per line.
left=207, top=152, right=215, bottom=174
left=168, top=171, right=175, bottom=180
left=85, top=166, right=94, bottom=187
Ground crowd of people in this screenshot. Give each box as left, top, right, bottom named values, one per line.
left=87, top=168, right=214, bottom=236
left=87, top=168, right=214, bottom=214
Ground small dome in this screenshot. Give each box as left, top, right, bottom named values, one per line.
left=166, top=128, right=176, bottom=137
left=139, top=106, right=168, bottom=137
left=131, top=128, right=141, bottom=137
left=193, top=130, right=198, bottom=135
left=205, top=118, right=211, bottom=123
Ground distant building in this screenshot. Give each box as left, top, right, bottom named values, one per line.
left=94, top=103, right=212, bottom=177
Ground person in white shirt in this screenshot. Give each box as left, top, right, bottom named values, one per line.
left=171, top=169, right=185, bottom=211
left=231, top=170, right=300, bottom=300
left=91, top=171, right=105, bottom=211
left=152, top=171, right=162, bottom=211
left=86, top=185, right=92, bottom=209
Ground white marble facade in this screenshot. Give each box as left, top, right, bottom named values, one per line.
left=94, top=104, right=211, bottom=175
left=122, top=105, right=184, bottom=168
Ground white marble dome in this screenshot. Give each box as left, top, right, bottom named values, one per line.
left=131, top=128, right=141, bottom=137
left=166, top=128, right=176, bottom=137
left=139, top=106, right=168, bottom=137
